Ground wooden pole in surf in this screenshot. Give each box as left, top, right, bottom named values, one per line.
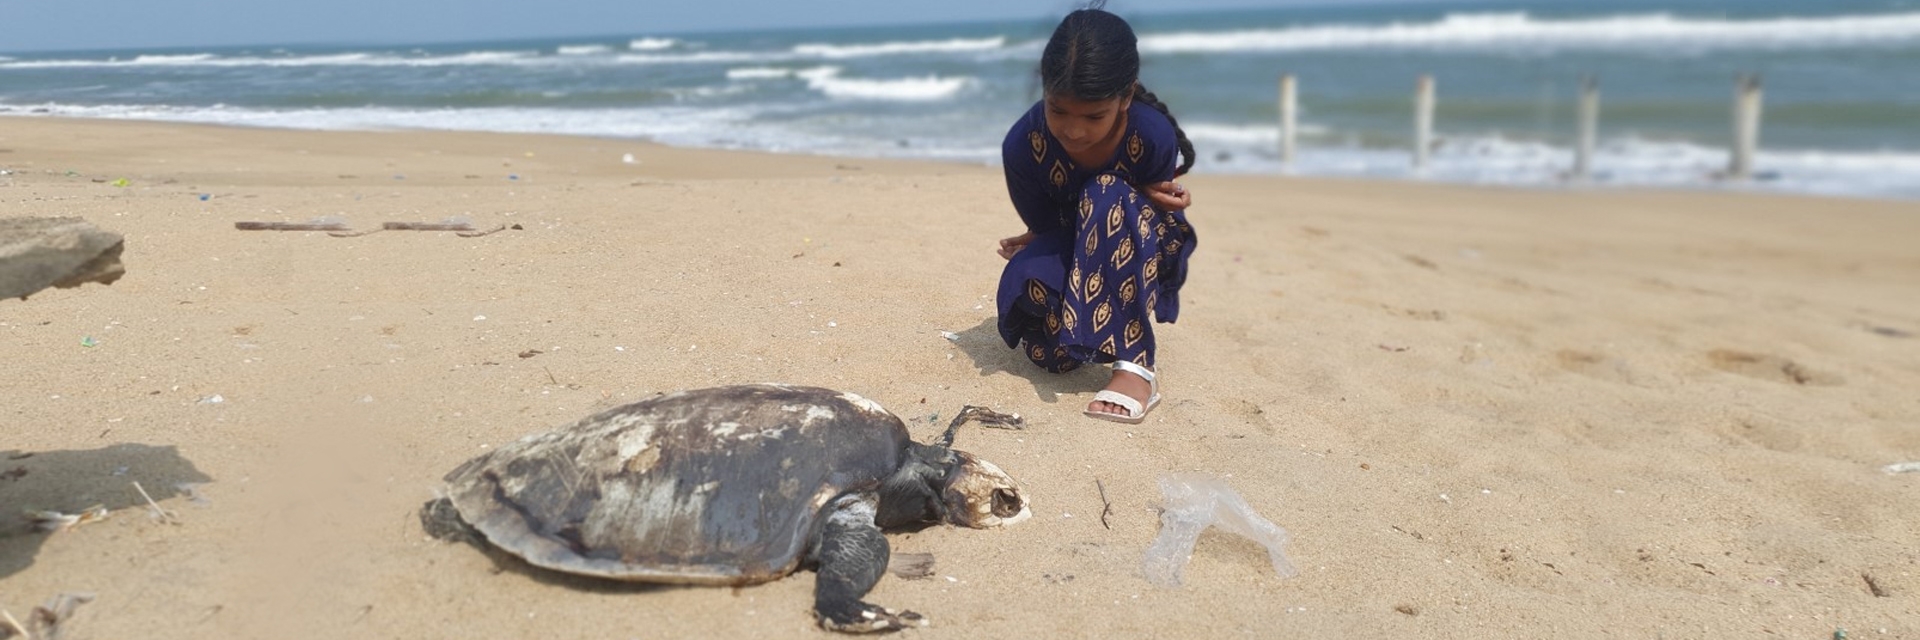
left=1413, top=74, right=1434, bottom=171
left=1574, top=75, right=1598, bottom=181
left=1728, top=74, right=1763, bottom=181
left=1278, top=74, right=1297, bottom=169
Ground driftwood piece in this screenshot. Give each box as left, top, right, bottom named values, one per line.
left=381, top=221, right=474, bottom=231
left=236, top=219, right=516, bottom=238
left=456, top=224, right=510, bottom=237
left=0, top=217, right=125, bottom=301
left=234, top=221, right=351, bottom=231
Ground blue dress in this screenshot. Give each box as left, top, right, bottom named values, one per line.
left=995, top=100, right=1197, bottom=373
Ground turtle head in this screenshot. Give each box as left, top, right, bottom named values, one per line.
left=939, top=450, right=1031, bottom=528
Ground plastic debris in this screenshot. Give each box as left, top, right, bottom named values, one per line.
left=1883, top=461, right=1920, bottom=474
left=25, top=506, right=108, bottom=532
left=1142, top=472, right=1296, bottom=588
left=110, top=178, right=129, bottom=187
left=199, top=394, right=225, bottom=404
left=940, top=330, right=960, bottom=342
left=622, top=153, right=637, bottom=164
left=0, top=592, right=94, bottom=640
left=199, top=193, right=211, bottom=201
left=78, top=336, right=96, bottom=348
left=175, top=482, right=212, bottom=505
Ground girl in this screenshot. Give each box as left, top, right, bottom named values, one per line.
left=995, top=5, right=1198, bottom=424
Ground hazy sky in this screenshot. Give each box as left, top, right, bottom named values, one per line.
left=0, top=0, right=1330, bottom=54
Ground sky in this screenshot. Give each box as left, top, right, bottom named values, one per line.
left=0, top=0, right=1338, bottom=54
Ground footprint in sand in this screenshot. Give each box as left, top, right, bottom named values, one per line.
left=1378, top=303, right=1447, bottom=321
left=1722, top=413, right=1805, bottom=453
left=1554, top=349, right=1636, bottom=385
left=1706, top=349, right=1842, bottom=386
left=1207, top=397, right=1275, bottom=435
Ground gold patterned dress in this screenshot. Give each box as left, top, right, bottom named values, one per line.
left=996, top=100, right=1197, bottom=373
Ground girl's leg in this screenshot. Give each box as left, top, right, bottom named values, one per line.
left=995, top=232, right=1086, bottom=374
left=1013, top=277, right=1081, bottom=374
left=1060, top=174, right=1164, bottom=417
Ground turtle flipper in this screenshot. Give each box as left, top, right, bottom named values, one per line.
left=813, top=495, right=928, bottom=633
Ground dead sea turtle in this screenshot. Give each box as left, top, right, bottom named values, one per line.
left=421, top=384, right=1030, bottom=633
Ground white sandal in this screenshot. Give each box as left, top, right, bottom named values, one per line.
left=1083, top=360, right=1161, bottom=424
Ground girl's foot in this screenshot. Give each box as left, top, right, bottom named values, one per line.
left=1086, top=366, right=1154, bottom=419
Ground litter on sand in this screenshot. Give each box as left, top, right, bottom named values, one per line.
left=24, top=506, right=108, bottom=533
left=323, top=219, right=514, bottom=238
left=1882, top=461, right=1920, bottom=474
left=0, top=592, right=95, bottom=640
left=133, top=481, right=180, bottom=524
left=1142, top=472, right=1296, bottom=588
left=234, top=219, right=350, bottom=231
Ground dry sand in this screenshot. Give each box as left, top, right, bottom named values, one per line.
left=2, top=117, right=1917, bottom=638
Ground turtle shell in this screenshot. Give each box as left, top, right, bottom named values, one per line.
left=441, top=384, right=910, bottom=585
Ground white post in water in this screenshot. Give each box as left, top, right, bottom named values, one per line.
left=1278, top=74, right=1297, bottom=169
left=1729, top=74, right=1763, bottom=180
left=1574, top=75, right=1599, bottom=181
left=1414, top=74, right=1435, bottom=171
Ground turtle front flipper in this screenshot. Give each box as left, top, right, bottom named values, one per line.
left=813, top=494, right=927, bottom=633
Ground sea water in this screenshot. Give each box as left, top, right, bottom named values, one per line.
left=2, top=0, right=1916, bottom=199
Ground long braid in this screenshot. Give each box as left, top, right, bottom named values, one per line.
left=1042, top=5, right=1194, bottom=177
left=1133, top=83, right=1195, bottom=177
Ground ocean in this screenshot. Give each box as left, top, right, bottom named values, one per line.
left=2, top=0, right=1917, bottom=199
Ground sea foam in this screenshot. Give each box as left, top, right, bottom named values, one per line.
left=726, top=66, right=802, bottom=80
left=4, top=102, right=1915, bottom=199
left=795, top=67, right=971, bottom=101
left=791, top=36, right=1006, bottom=59
left=628, top=38, right=678, bottom=51
left=556, top=44, right=614, bottom=56
left=1139, top=11, right=1920, bottom=53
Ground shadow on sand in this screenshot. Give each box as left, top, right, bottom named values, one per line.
left=946, top=317, right=1105, bottom=404
left=0, top=443, right=213, bottom=579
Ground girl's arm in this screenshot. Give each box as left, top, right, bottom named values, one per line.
left=1143, top=180, right=1191, bottom=212
left=1132, top=102, right=1192, bottom=213
left=1003, top=127, right=1058, bottom=234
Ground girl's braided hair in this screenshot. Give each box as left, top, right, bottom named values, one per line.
left=1039, top=3, right=1196, bottom=176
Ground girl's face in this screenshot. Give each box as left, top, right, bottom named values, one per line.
left=1044, top=93, right=1131, bottom=157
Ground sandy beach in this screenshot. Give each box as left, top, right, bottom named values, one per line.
left=2, top=117, right=1917, bottom=638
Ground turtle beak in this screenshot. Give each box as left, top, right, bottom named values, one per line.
left=940, top=450, right=1031, bottom=528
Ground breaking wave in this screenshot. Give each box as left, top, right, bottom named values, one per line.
left=1139, top=11, right=1920, bottom=54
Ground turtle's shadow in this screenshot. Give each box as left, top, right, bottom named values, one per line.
left=424, top=509, right=881, bottom=598
left=0, top=443, right=214, bottom=579
left=948, top=318, right=1104, bottom=404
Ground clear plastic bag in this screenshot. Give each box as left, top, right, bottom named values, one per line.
left=1142, top=472, right=1297, bottom=587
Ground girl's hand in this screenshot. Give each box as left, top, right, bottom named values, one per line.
left=998, top=232, right=1036, bottom=260
left=1145, top=181, right=1192, bottom=212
